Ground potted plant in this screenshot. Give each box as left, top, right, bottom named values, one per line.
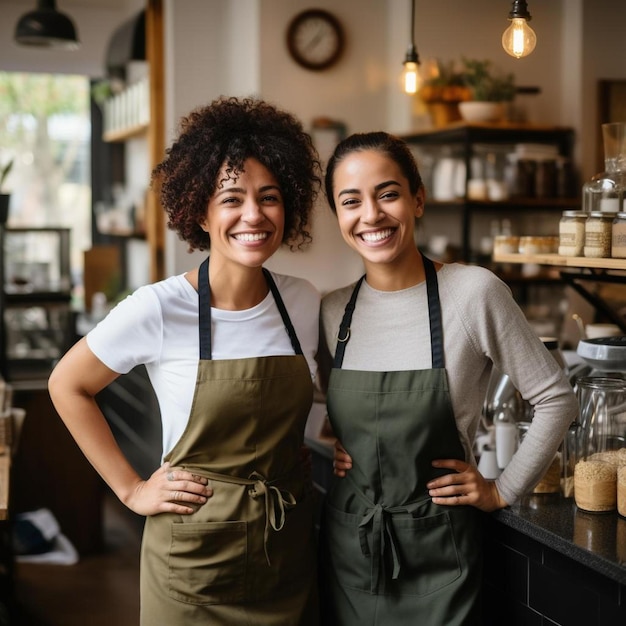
left=458, top=58, right=516, bottom=123
left=0, top=159, right=13, bottom=224
left=418, top=59, right=472, bottom=127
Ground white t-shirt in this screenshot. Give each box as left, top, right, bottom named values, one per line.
left=87, top=270, right=320, bottom=459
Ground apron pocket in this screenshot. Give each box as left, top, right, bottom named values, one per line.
left=325, top=503, right=461, bottom=597
left=168, top=520, right=246, bottom=605
left=387, top=511, right=461, bottom=596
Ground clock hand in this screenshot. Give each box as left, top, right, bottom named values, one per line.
left=304, top=28, right=324, bottom=53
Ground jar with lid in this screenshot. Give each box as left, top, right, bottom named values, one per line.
left=559, top=210, right=586, bottom=256
left=572, top=376, right=626, bottom=510
left=612, top=212, right=626, bottom=258
left=584, top=211, right=613, bottom=258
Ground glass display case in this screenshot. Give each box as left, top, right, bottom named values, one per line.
left=0, top=227, right=75, bottom=385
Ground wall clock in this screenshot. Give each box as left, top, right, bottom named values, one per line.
left=286, top=9, right=345, bottom=71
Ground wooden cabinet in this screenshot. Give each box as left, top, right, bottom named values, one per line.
left=10, top=388, right=105, bottom=556
left=401, top=123, right=579, bottom=262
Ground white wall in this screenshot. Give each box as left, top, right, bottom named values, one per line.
left=162, top=0, right=367, bottom=291
left=162, top=0, right=265, bottom=278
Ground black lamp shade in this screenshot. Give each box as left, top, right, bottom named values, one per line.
left=14, top=0, right=80, bottom=50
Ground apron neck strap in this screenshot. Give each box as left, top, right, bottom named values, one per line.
left=198, top=257, right=303, bottom=360
left=333, top=255, right=444, bottom=369
left=198, top=257, right=211, bottom=360
left=422, top=255, right=444, bottom=369
left=333, top=275, right=365, bottom=369
left=262, top=268, right=303, bottom=356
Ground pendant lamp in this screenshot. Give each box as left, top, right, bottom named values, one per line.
left=400, top=0, right=422, bottom=94
left=14, top=0, right=80, bottom=50
left=502, top=0, right=536, bottom=59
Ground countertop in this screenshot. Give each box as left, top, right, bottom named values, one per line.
left=494, top=493, right=626, bottom=585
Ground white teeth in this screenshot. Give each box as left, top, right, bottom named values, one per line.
left=233, top=232, right=268, bottom=242
left=361, top=229, right=393, bottom=242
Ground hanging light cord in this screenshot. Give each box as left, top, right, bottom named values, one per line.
left=405, top=0, right=419, bottom=64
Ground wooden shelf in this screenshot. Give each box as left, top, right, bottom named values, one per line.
left=102, top=122, right=149, bottom=143
left=493, top=252, right=626, bottom=271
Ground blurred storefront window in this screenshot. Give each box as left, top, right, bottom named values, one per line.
left=0, top=72, right=91, bottom=296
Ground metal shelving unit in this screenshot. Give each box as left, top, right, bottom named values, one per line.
left=0, top=227, right=75, bottom=386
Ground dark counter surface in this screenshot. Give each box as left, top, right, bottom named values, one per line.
left=494, top=493, right=626, bottom=585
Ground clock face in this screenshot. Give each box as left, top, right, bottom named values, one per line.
left=286, top=9, right=345, bottom=71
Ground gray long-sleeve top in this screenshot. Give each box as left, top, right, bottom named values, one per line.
left=320, top=262, right=579, bottom=505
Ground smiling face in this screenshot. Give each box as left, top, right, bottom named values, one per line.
left=200, top=157, right=285, bottom=271
left=332, top=149, right=424, bottom=277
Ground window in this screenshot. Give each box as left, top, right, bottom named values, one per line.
left=0, top=72, right=91, bottom=297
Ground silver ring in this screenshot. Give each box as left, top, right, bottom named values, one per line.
left=167, top=471, right=174, bottom=482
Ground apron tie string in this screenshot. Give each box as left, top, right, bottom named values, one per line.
left=247, top=471, right=296, bottom=566
left=348, top=473, right=428, bottom=593
left=358, top=504, right=402, bottom=594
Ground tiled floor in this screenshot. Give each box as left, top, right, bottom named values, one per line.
left=11, top=492, right=142, bottom=625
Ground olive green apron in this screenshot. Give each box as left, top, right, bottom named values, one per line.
left=321, top=256, right=482, bottom=626
left=140, top=258, right=319, bottom=626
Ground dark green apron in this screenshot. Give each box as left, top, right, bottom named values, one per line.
left=140, top=258, right=319, bottom=625
left=322, top=256, right=482, bottom=626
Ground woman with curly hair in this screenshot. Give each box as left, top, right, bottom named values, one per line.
left=49, top=96, right=322, bottom=625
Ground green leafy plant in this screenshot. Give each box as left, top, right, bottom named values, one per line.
left=461, top=58, right=516, bottom=102
left=91, top=79, right=114, bottom=107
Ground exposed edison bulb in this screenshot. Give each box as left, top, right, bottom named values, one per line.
left=502, top=17, right=537, bottom=58
left=401, top=61, right=422, bottom=95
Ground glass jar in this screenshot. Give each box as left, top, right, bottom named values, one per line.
left=582, top=122, right=626, bottom=214
left=574, top=460, right=617, bottom=512
left=558, top=210, right=586, bottom=256
left=612, top=212, right=626, bottom=258
left=518, top=235, right=542, bottom=255
left=618, top=466, right=626, bottom=517
left=562, top=421, right=580, bottom=498
left=575, top=376, right=626, bottom=459
left=584, top=211, right=613, bottom=258
left=493, top=235, right=520, bottom=255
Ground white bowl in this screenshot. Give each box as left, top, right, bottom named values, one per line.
left=458, top=101, right=506, bottom=123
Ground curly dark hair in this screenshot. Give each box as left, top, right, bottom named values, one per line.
left=151, top=96, right=321, bottom=251
left=324, top=131, right=423, bottom=212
